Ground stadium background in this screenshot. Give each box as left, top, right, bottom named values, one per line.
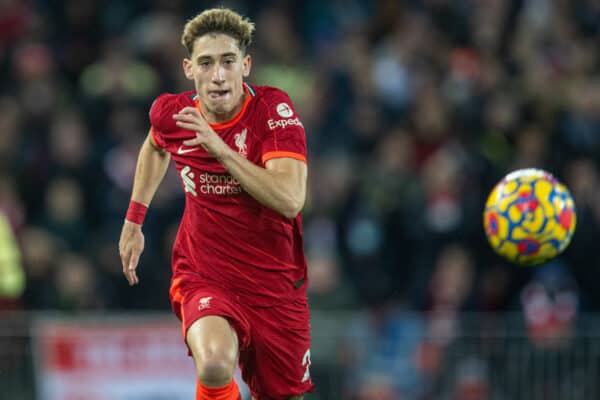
left=1, top=0, right=599, bottom=399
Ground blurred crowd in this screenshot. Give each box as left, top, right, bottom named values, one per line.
left=2, top=0, right=598, bottom=309
left=1, top=0, right=600, bottom=396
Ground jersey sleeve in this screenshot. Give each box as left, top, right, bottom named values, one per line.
left=259, top=90, right=307, bottom=165
left=148, top=93, right=186, bottom=149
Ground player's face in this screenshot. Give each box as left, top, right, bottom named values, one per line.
left=183, top=33, right=251, bottom=122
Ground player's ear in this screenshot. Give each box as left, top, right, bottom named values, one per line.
left=183, top=58, right=194, bottom=81
left=242, top=54, right=251, bottom=78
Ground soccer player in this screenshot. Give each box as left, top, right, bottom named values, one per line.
left=118, top=7, right=313, bottom=400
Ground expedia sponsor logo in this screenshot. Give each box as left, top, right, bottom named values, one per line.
left=267, top=118, right=303, bottom=130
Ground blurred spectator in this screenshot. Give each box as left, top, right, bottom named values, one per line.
left=476, top=263, right=512, bottom=312
left=0, top=0, right=33, bottom=51
left=306, top=248, right=358, bottom=310
left=0, top=212, right=25, bottom=309
left=252, top=6, right=315, bottom=107
left=561, top=79, right=600, bottom=155
left=451, top=356, right=491, bottom=400
left=0, top=173, right=25, bottom=231
left=53, top=252, right=102, bottom=310
left=0, top=96, right=23, bottom=171
left=521, top=261, right=579, bottom=349
left=426, top=244, right=475, bottom=316
left=79, top=38, right=159, bottom=102
left=48, top=108, right=92, bottom=176
left=562, top=157, right=600, bottom=308
left=342, top=303, right=427, bottom=399
left=20, top=227, right=63, bottom=309
left=37, top=176, right=87, bottom=251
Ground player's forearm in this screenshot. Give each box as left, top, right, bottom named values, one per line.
left=130, top=135, right=171, bottom=206
left=217, top=148, right=306, bottom=218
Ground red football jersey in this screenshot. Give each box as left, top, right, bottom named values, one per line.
left=150, top=84, right=308, bottom=306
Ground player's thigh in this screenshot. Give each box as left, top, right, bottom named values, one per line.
left=252, top=397, right=303, bottom=400
left=186, top=315, right=239, bottom=367
left=241, top=298, right=313, bottom=398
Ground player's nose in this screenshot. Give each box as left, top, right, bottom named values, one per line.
left=211, top=65, right=225, bottom=83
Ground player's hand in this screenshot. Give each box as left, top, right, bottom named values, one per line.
left=173, top=107, right=228, bottom=159
left=119, top=221, right=145, bottom=286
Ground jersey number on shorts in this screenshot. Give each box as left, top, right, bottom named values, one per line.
left=301, top=349, right=311, bottom=383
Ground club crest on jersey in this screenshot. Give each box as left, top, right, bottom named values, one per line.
left=234, top=128, right=248, bottom=157
left=198, top=296, right=212, bottom=310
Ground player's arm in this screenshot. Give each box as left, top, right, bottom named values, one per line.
left=128, top=132, right=171, bottom=207
left=119, top=132, right=171, bottom=285
left=219, top=152, right=306, bottom=218
left=173, top=107, right=306, bottom=218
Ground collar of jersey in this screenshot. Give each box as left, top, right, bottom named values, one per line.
left=193, top=83, right=254, bottom=130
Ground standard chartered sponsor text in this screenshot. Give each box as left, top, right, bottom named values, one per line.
left=199, top=172, right=242, bottom=195
left=181, top=166, right=241, bottom=196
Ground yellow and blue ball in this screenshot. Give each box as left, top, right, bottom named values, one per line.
left=483, top=168, right=576, bottom=266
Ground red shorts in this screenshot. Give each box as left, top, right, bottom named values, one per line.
left=170, top=276, right=314, bottom=400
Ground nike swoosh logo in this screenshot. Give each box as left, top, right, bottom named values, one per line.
left=177, top=146, right=200, bottom=155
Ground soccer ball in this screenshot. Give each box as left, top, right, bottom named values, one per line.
left=483, top=168, right=576, bottom=266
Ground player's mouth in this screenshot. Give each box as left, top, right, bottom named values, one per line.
left=208, top=90, right=230, bottom=100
